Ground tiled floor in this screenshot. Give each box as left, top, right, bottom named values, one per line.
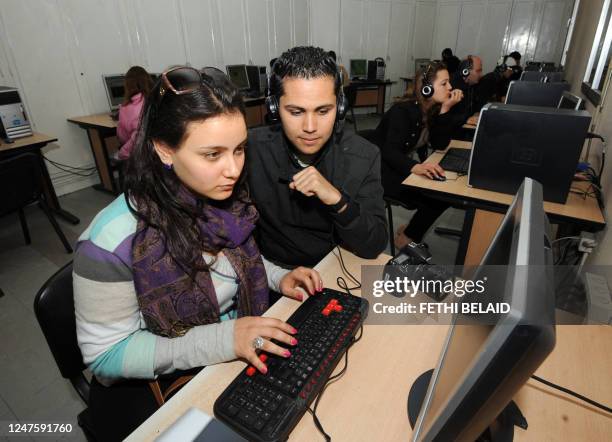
left=0, top=114, right=461, bottom=441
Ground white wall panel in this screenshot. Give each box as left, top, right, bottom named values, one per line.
left=432, top=2, right=460, bottom=59
left=413, top=1, right=436, bottom=59
left=533, top=0, right=569, bottom=62
left=132, top=0, right=187, bottom=70
left=387, top=1, right=415, bottom=98
left=246, top=0, right=271, bottom=64
left=59, top=0, right=139, bottom=114
left=341, top=0, right=366, bottom=59
left=293, top=0, right=310, bottom=46
left=479, top=1, right=513, bottom=72
left=310, top=0, right=341, bottom=51
left=217, top=0, right=248, bottom=64
left=505, top=1, right=538, bottom=59
left=273, top=0, right=293, bottom=54
left=180, top=0, right=221, bottom=69
left=0, top=0, right=92, bottom=173
left=456, top=1, right=485, bottom=58
left=365, top=1, right=391, bottom=59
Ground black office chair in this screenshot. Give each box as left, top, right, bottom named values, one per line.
left=343, top=84, right=359, bottom=132
left=34, top=262, right=97, bottom=441
left=0, top=153, right=72, bottom=253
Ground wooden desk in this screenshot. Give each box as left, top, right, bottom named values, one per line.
left=126, top=250, right=611, bottom=441
left=68, top=98, right=268, bottom=195
left=403, top=140, right=606, bottom=265
left=67, top=113, right=119, bottom=194
left=0, top=133, right=79, bottom=224
left=349, top=80, right=396, bottom=114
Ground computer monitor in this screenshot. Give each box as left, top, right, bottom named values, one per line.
left=467, top=103, right=591, bottom=203
left=226, top=65, right=250, bottom=90
left=505, top=81, right=569, bottom=107
left=103, top=75, right=126, bottom=110
left=520, top=71, right=563, bottom=82
left=558, top=91, right=583, bottom=110
left=411, top=177, right=556, bottom=441
left=350, top=59, right=367, bottom=80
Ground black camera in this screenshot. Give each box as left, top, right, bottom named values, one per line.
left=383, top=242, right=453, bottom=301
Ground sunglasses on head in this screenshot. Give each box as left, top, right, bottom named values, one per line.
left=159, top=66, right=227, bottom=97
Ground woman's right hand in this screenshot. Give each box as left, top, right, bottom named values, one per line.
left=234, top=316, right=298, bottom=373
left=411, top=162, right=445, bottom=180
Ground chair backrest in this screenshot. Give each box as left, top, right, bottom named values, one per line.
left=34, top=262, right=89, bottom=401
left=0, top=153, right=44, bottom=215
left=343, top=84, right=358, bottom=107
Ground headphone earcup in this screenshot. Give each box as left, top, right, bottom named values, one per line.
left=462, top=67, right=470, bottom=78
left=265, top=95, right=279, bottom=122
left=336, top=93, right=348, bottom=121
left=421, top=84, right=433, bottom=98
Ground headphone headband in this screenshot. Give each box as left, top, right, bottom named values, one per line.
left=420, top=62, right=436, bottom=98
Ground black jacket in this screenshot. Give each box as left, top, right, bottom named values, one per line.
left=443, top=55, right=461, bottom=75
left=370, top=100, right=455, bottom=193
left=246, top=125, right=387, bottom=268
left=449, top=71, right=500, bottom=124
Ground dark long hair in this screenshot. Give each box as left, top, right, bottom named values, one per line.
left=123, top=66, right=154, bottom=104
left=123, top=69, right=246, bottom=271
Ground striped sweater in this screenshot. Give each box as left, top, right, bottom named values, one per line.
left=73, top=195, right=288, bottom=385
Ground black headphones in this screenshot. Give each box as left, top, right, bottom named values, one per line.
left=460, top=55, right=474, bottom=79
left=420, top=63, right=435, bottom=98
left=265, top=55, right=348, bottom=124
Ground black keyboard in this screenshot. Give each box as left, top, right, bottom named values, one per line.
left=439, top=148, right=471, bottom=174
left=214, top=288, right=368, bottom=442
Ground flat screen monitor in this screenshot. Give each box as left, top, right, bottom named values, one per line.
left=520, top=71, right=563, bottom=82
left=411, top=178, right=556, bottom=441
left=103, top=75, right=126, bottom=110
left=467, top=103, right=591, bottom=203
left=226, top=65, right=250, bottom=90
left=350, top=59, right=367, bottom=79
left=505, top=81, right=569, bottom=107
left=558, top=91, right=583, bottom=110
left=103, top=73, right=159, bottom=111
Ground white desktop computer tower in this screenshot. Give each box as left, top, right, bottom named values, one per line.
left=0, top=86, right=33, bottom=140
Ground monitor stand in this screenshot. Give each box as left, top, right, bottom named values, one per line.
left=407, top=369, right=528, bottom=442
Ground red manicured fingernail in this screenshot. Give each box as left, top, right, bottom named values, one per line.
left=260, top=365, right=267, bottom=374
left=283, top=350, right=291, bottom=357
left=298, top=294, right=304, bottom=301
left=291, top=338, right=298, bottom=345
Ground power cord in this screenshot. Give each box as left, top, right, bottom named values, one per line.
left=531, top=375, right=612, bottom=414
left=307, top=326, right=364, bottom=441
left=43, top=156, right=97, bottom=177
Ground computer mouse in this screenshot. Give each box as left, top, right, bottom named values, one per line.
left=433, top=175, right=446, bottom=182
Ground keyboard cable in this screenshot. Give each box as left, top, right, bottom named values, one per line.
left=307, top=326, right=364, bottom=441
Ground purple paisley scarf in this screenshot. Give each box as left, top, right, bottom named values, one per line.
left=132, top=188, right=269, bottom=338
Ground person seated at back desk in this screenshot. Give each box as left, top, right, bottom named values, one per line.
left=247, top=46, right=388, bottom=269
left=116, top=66, right=153, bottom=160
left=73, top=66, right=322, bottom=440
left=448, top=55, right=512, bottom=138
left=369, top=61, right=463, bottom=249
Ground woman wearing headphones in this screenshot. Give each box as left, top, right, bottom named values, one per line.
left=369, top=61, right=463, bottom=249
left=73, top=66, right=322, bottom=440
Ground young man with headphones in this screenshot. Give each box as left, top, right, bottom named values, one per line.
left=246, top=46, right=387, bottom=269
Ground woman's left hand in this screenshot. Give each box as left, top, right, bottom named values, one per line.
left=279, top=267, right=323, bottom=301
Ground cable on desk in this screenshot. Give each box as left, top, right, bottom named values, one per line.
left=530, top=375, right=612, bottom=414
left=307, top=326, right=364, bottom=441
left=333, top=247, right=361, bottom=293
